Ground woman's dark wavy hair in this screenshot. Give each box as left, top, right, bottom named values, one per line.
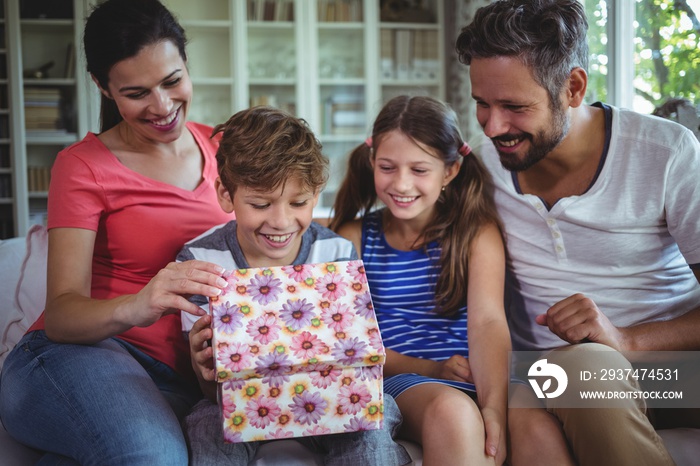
left=83, top=0, right=188, bottom=132
left=455, top=0, right=588, bottom=106
left=330, top=95, right=501, bottom=317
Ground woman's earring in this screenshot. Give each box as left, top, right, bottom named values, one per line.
left=441, top=186, right=446, bottom=192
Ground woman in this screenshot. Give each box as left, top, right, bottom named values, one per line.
left=0, top=1, right=233, bottom=464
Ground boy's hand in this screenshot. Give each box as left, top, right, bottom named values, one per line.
left=190, top=314, right=216, bottom=382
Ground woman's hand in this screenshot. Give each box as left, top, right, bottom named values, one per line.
left=46, top=228, right=228, bottom=344
left=121, top=260, right=227, bottom=328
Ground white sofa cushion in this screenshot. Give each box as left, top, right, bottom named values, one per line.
left=0, top=225, right=47, bottom=366
left=16, top=225, right=48, bottom=329
left=0, top=236, right=27, bottom=365
left=1, top=226, right=697, bottom=466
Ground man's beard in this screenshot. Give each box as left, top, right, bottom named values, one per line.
left=495, top=106, right=570, bottom=172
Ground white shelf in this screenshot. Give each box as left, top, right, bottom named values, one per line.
left=1, top=0, right=445, bottom=238
left=1, top=0, right=95, bottom=238
left=23, top=78, right=76, bottom=86
left=25, top=133, right=79, bottom=145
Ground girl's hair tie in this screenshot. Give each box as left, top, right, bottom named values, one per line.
left=365, top=137, right=373, bottom=148
left=458, top=142, right=472, bottom=157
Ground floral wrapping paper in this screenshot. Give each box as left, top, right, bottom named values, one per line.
left=210, top=260, right=386, bottom=443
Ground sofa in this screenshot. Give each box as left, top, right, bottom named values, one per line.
left=1, top=226, right=699, bottom=465
left=0, top=225, right=423, bottom=465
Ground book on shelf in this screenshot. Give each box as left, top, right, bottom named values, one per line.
left=318, top=0, right=362, bottom=22
left=0, top=173, right=11, bottom=198
left=411, top=30, right=425, bottom=80
left=0, top=219, right=14, bottom=240
left=249, top=0, right=293, bottom=21
left=422, top=30, right=439, bottom=80
left=381, top=29, right=437, bottom=82
left=27, top=166, right=51, bottom=192
left=24, top=107, right=61, bottom=131
left=250, top=94, right=296, bottom=116
left=394, top=29, right=413, bottom=80
left=332, top=109, right=364, bottom=127
left=64, top=42, right=75, bottom=79
left=380, top=29, right=394, bottom=79
left=24, top=129, right=70, bottom=138
left=323, top=94, right=365, bottom=135
left=24, top=87, right=62, bottom=102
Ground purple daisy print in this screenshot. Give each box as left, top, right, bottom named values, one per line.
left=337, top=382, right=372, bottom=415
left=212, top=301, right=244, bottom=334
left=321, top=302, right=354, bottom=332
left=308, top=365, right=342, bottom=389
left=368, top=328, right=383, bottom=351
left=223, top=430, right=244, bottom=443
left=289, top=391, right=328, bottom=425
left=247, top=274, right=283, bottom=306
left=355, top=365, right=383, bottom=381
left=220, top=269, right=239, bottom=292
left=279, top=298, right=315, bottom=331
left=353, top=291, right=374, bottom=320
left=222, top=378, right=246, bottom=391
left=246, top=314, right=281, bottom=345
left=347, top=261, right=368, bottom=284
left=343, top=416, right=375, bottom=432
left=332, top=337, right=368, bottom=365
left=266, top=428, right=294, bottom=439
left=304, top=425, right=332, bottom=436
left=256, top=352, right=292, bottom=387
left=245, top=395, right=282, bottom=429
left=290, top=331, right=324, bottom=359
left=315, top=273, right=347, bottom=301
left=218, top=342, right=253, bottom=373
left=221, top=392, right=237, bottom=419
left=282, top=264, right=313, bottom=283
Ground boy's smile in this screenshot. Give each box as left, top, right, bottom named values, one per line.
left=218, top=177, right=319, bottom=268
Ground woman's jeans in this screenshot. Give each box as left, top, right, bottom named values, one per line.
left=0, top=330, right=200, bottom=466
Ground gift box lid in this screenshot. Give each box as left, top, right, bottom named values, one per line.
left=210, top=260, right=385, bottom=382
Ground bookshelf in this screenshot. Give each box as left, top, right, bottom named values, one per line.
left=0, top=0, right=11, bottom=238
left=0, top=0, right=95, bottom=238
left=164, top=0, right=445, bottom=218
left=1, top=0, right=445, bottom=238
left=313, top=0, right=445, bottom=216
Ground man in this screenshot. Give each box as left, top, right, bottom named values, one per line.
left=456, top=1, right=700, bottom=465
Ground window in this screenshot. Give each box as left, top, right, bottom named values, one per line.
left=583, top=0, right=699, bottom=113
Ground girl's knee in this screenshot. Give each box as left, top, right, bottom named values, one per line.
left=422, top=391, right=482, bottom=432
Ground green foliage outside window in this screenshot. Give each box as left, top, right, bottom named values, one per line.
left=585, top=0, right=699, bottom=112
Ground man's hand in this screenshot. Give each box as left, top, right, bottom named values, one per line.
left=535, top=293, right=628, bottom=351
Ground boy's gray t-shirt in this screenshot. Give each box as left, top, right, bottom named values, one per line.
left=178, top=221, right=357, bottom=331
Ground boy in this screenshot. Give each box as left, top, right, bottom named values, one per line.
left=178, top=106, right=411, bottom=466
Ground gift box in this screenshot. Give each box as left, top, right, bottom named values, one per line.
left=210, top=260, right=386, bottom=443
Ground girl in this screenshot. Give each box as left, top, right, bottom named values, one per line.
left=331, top=95, right=574, bottom=466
